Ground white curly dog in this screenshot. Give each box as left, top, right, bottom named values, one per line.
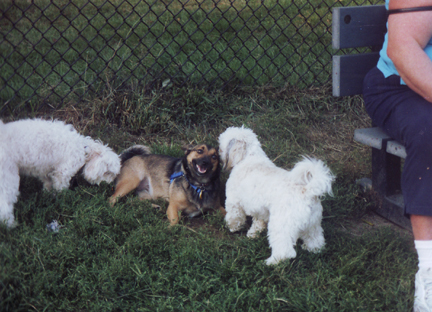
left=218, top=126, right=335, bottom=265
left=0, top=118, right=121, bottom=228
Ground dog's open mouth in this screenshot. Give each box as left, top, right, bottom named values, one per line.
left=195, top=163, right=208, bottom=174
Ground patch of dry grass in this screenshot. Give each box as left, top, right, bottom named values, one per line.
left=4, top=84, right=373, bottom=177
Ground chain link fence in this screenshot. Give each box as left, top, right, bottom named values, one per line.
left=0, top=0, right=382, bottom=116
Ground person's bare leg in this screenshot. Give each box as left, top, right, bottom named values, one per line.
left=412, top=215, right=432, bottom=240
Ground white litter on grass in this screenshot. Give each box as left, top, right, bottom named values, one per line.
left=46, top=220, right=61, bottom=233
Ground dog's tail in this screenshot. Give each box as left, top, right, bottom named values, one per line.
left=290, top=156, right=335, bottom=198
left=120, top=145, right=151, bottom=164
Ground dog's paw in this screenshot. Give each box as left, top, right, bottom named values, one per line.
left=108, top=196, right=117, bottom=207
left=246, top=229, right=262, bottom=238
left=301, top=235, right=325, bottom=253
left=227, top=223, right=244, bottom=233
left=301, top=242, right=325, bottom=253
left=151, top=203, right=162, bottom=210
left=265, top=248, right=297, bottom=265
left=225, top=219, right=244, bottom=233
left=0, top=218, right=17, bottom=229
left=246, top=231, right=258, bottom=238
left=246, top=221, right=266, bottom=238
left=229, top=227, right=240, bottom=233
left=265, top=256, right=282, bottom=266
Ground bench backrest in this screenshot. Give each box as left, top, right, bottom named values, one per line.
left=332, top=5, right=387, bottom=97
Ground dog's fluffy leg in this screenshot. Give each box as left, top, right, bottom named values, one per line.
left=246, top=217, right=266, bottom=238
left=109, top=175, right=142, bottom=206
left=224, top=203, right=246, bottom=232
left=0, top=159, right=19, bottom=228
left=0, top=200, right=17, bottom=228
left=41, top=176, right=53, bottom=191
left=167, top=202, right=181, bottom=225
left=50, top=169, right=76, bottom=191
left=0, top=197, right=18, bottom=228
left=300, top=221, right=325, bottom=253
left=265, top=214, right=298, bottom=265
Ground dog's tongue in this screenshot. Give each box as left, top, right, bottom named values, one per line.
left=197, top=164, right=207, bottom=174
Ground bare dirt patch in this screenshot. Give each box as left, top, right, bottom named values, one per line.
left=342, top=210, right=412, bottom=238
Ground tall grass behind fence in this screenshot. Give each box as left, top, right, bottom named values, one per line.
left=0, top=0, right=381, bottom=115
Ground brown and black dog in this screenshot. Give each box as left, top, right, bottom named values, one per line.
left=109, top=144, right=226, bottom=225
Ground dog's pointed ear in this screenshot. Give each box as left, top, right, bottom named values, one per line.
left=225, top=138, right=247, bottom=170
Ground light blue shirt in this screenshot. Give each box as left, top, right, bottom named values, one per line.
left=377, top=0, right=432, bottom=84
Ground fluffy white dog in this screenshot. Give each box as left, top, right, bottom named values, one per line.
left=218, top=126, right=335, bottom=265
left=0, top=118, right=121, bottom=227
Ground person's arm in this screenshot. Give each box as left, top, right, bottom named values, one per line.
left=387, top=0, right=432, bottom=102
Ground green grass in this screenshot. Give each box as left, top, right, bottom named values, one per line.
left=0, top=85, right=416, bottom=311
left=0, top=178, right=416, bottom=311
left=0, top=0, right=382, bottom=111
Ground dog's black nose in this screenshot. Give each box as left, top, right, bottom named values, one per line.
left=196, top=156, right=211, bottom=167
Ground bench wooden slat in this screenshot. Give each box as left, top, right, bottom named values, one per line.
left=333, top=53, right=380, bottom=96
left=354, top=127, right=407, bottom=158
left=353, top=127, right=391, bottom=150
left=332, top=5, right=387, bottom=49
left=386, top=140, right=407, bottom=159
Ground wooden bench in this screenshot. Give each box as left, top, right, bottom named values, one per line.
left=332, top=5, right=411, bottom=230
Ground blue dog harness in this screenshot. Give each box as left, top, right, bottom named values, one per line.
left=170, top=171, right=206, bottom=199
left=169, top=171, right=184, bottom=183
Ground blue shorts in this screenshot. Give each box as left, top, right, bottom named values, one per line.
left=363, top=66, right=432, bottom=217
